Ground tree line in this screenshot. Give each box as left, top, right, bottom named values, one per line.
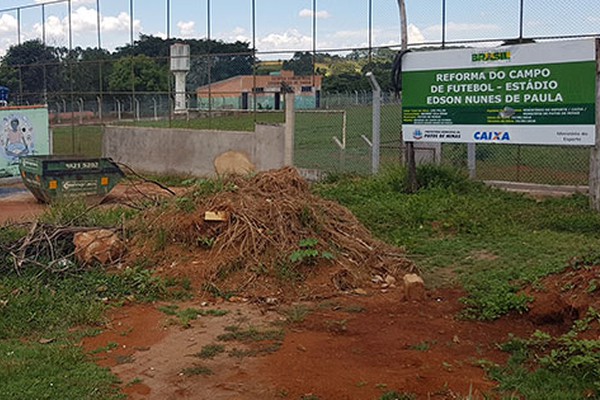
left=0, top=35, right=396, bottom=105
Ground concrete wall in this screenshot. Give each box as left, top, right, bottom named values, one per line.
left=103, top=123, right=285, bottom=176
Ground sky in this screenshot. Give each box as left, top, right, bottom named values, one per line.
left=0, top=0, right=598, bottom=58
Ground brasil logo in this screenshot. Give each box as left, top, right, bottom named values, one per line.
left=471, top=51, right=511, bottom=62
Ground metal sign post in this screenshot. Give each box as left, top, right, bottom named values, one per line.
left=589, top=38, right=600, bottom=211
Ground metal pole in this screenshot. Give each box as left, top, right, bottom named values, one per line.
left=252, top=0, right=257, bottom=120
left=17, top=8, right=20, bottom=45
left=441, top=0, right=446, bottom=48
left=96, top=0, right=101, bottom=48
left=367, top=72, right=381, bottom=174
left=368, top=0, right=373, bottom=63
left=519, top=0, right=524, bottom=41
left=166, top=0, right=171, bottom=39
left=97, top=0, right=103, bottom=123
left=207, top=0, right=212, bottom=127
left=68, top=0, right=72, bottom=50
left=589, top=38, right=600, bottom=211
left=68, top=0, right=74, bottom=154
left=129, top=0, right=134, bottom=45
left=42, top=4, right=46, bottom=44
left=312, top=0, right=316, bottom=88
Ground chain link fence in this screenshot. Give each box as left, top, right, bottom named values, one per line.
left=0, top=0, right=598, bottom=184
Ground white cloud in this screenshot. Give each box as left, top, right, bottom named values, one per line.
left=71, top=6, right=98, bottom=33
left=0, top=13, right=18, bottom=34
left=259, top=29, right=312, bottom=51
left=102, top=12, right=141, bottom=33
left=299, top=9, right=331, bottom=19
left=177, top=21, right=195, bottom=37
left=32, top=8, right=141, bottom=38
left=38, top=15, right=65, bottom=37
left=408, top=24, right=426, bottom=44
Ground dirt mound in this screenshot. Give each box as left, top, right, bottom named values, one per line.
left=526, top=263, right=600, bottom=327
left=131, top=167, right=414, bottom=300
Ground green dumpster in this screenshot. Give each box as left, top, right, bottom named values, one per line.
left=19, top=155, right=124, bottom=203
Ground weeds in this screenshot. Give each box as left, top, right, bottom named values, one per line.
left=194, top=344, right=225, bottom=360
left=289, top=238, right=335, bottom=265
left=409, top=340, right=435, bottom=352
left=283, top=304, right=312, bottom=324
left=316, top=165, right=600, bottom=320
left=379, top=392, right=416, bottom=400
left=158, top=305, right=228, bottom=328
left=181, top=365, right=213, bottom=376
left=217, top=325, right=284, bottom=343
left=492, top=313, right=600, bottom=399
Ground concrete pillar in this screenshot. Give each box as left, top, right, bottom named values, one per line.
left=284, top=92, right=295, bottom=166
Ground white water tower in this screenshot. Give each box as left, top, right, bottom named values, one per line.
left=170, top=43, right=190, bottom=113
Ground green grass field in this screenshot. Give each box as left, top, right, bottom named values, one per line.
left=51, top=105, right=590, bottom=185
left=316, top=166, right=600, bottom=398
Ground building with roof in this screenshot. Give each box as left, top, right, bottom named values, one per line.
left=196, top=70, right=322, bottom=110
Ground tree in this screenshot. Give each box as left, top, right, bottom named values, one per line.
left=108, top=55, right=168, bottom=93
left=0, top=40, right=62, bottom=104
left=64, top=47, right=113, bottom=100
left=282, top=52, right=314, bottom=75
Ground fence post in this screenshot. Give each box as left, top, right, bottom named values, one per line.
left=366, top=72, right=381, bottom=174
left=467, top=143, right=476, bottom=178
left=284, top=92, right=295, bottom=166
left=590, top=39, right=600, bottom=211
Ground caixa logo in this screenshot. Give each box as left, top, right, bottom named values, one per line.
left=474, top=131, right=511, bottom=141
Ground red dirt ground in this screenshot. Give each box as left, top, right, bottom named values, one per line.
left=0, top=189, right=45, bottom=224
left=82, top=288, right=549, bottom=400
left=0, top=180, right=177, bottom=225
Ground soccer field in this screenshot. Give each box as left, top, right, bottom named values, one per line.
left=51, top=105, right=590, bottom=185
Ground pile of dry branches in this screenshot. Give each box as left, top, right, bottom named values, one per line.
left=0, top=222, right=102, bottom=274
left=138, top=167, right=415, bottom=292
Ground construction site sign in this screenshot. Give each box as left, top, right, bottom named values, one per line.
left=402, top=39, right=596, bottom=145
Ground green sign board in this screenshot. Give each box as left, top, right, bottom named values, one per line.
left=402, top=39, right=596, bottom=145
left=0, top=106, right=51, bottom=177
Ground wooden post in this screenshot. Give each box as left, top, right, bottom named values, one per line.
left=284, top=92, right=295, bottom=166
left=590, top=39, right=600, bottom=211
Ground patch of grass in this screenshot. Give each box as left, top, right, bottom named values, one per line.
left=194, top=344, right=225, bottom=359
left=315, top=165, right=600, bottom=320
left=409, top=340, right=434, bottom=352
left=90, top=341, right=119, bottom=354
left=228, top=341, right=282, bottom=358
left=491, top=315, right=600, bottom=399
left=181, top=365, right=213, bottom=376
left=283, top=304, right=312, bottom=324
left=125, top=377, right=143, bottom=387
left=52, top=125, right=103, bottom=157
left=217, top=325, right=284, bottom=343
left=0, top=266, right=187, bottom=339
left=0, top=339, right=123, bottom=400
left=379, top=392, right=416, bottom=400
left=300, top=395, right=320, bottom=400
left=159, top=306, right=228, bottom=328
left=40, top=198, right=135, bottom=227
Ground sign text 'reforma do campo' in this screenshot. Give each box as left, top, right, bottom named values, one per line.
left=402, top=39, right=596, bottom=145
